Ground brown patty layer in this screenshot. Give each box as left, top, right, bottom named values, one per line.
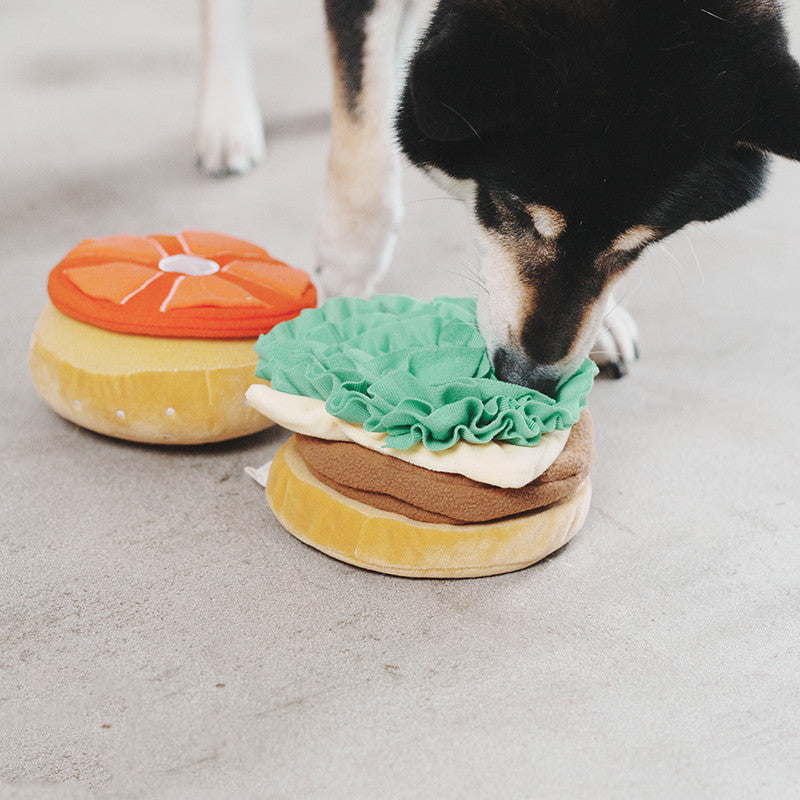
left=294, top=411, right=594, bottom=525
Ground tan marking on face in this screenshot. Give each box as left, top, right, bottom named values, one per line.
left=526, top=205, right=567, bottom=239
left=474, top=225, right=540, bottom=348
left=475, top=208, right=626, bottom=379
left=612, top=225, right=659, bottom=252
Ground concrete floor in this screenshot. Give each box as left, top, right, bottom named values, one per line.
left=2, top=1, right=799, bottom=797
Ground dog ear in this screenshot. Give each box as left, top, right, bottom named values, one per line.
left=741, top=55, right=800, bottom=160
left=407, top=12, right=524, bottom=142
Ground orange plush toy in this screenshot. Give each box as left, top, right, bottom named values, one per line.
left=30, top=231, right=316, bottom=444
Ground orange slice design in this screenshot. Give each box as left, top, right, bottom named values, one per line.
left=161, top=275, right=269, bottom=311
left=47, top=230, right=316, bottom=339
left=63, top=263, right=160, bottom=304
left=223, top=259, right=310, bottom=301
left=64, top=235, right=167, bottom=264
left=178, top=231, right=269, bottom=261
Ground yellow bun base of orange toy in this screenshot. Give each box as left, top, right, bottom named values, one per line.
left=266, top=436, right=592, bottom=579
left=29, top=303, right=272, bottom=444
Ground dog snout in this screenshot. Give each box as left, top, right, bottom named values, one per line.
left=491, top=347, right=561, bottom=396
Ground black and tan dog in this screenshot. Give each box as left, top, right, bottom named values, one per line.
left=197, top=0, right=800, bottom=391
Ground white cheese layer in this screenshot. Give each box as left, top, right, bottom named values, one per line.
left=245, top=384, right=569, bottom=489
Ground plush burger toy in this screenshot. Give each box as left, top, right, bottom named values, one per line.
left=29, top=231, right=316, bottom=444
left=246, top=295, right=597, bottom=578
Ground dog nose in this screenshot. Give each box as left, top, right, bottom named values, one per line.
left=491, top=347, right=560, bottom=397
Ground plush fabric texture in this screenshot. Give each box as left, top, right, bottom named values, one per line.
left=254, top=295, right=597, bottom=451
left=29, top=304, right=271, bottom=444
left=48, top=230, right=316, bottom=338
left=266, top=436, right=593, bottom=578
left=245, top=383, right=570, bottom=488
left=294, top=411, right=594, bottom=524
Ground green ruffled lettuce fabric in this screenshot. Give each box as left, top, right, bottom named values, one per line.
left=254, top=295, right=597, bottom=451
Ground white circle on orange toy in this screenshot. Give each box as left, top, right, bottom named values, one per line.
left=157, top=254, right=221, bottom=276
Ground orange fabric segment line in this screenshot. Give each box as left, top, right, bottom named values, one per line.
left=58, top=236, right=163, bottom=267
left=161, top=274, right=270, bottom=311
left=222, top=260, right=312, bottom=302
left=63, top=263, right=158, bottom=305
left=149, top=235, right=183, bottom=257
left=181, top=231, right=270, bottom=260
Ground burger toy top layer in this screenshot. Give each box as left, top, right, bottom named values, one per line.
left=47, top=230, right=316, bottom=338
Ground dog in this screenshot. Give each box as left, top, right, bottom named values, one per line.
left=196, top=0, right=800, bottom=393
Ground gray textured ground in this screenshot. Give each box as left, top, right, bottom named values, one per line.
left=2, top=1, right=799, bottom=797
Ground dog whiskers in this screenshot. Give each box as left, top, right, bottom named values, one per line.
left=601, top=287, right=632, bottom=324
left=405, top=196, right=462, bottom=206
left=440, top=102, right=483, bottom=142
left=656, top=241, right=685, bottom=273
left=700, top=8, right=731, bottom=24
left=682, top=232, right=705, bottom=285
left=462, top=261, right=488, bottom=293
left=437, top=263, right=488, bottom=295
left=691, top=225, right=723, bottom=248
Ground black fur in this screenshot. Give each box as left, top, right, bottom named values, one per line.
left=396, top=0, right=800, bottom=377
left=325, top=0, right=377, bottom=113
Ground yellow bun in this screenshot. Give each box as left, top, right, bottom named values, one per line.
left=267, top=436, right=592, bottom=579
left=29, top=303, right=272, bottom=444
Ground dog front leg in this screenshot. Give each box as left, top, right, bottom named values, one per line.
left=316, top=0, right=427, bottom=298
left=593, top=292, right=640, bottom=378
left=196, top=0, right=265, bottom=176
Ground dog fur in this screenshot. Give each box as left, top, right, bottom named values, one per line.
left=197, top=0, right=800, bottom=391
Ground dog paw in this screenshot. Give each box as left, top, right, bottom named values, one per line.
left=314, top=178, right=403, bottom=299
left=593, top=300, right=639, bottom=378
left=195, top=89, right=265, bottom=176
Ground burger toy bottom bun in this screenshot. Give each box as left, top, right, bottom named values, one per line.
left=266, top=436, right=592, bottom=579
left=30, top=304, right=272, bottom=444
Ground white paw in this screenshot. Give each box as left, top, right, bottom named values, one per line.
left=314, top=173, right=403, bottom=299
left=592, top=299, right=639, bottom=378
left=195, top=85, right=265, bottom=176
